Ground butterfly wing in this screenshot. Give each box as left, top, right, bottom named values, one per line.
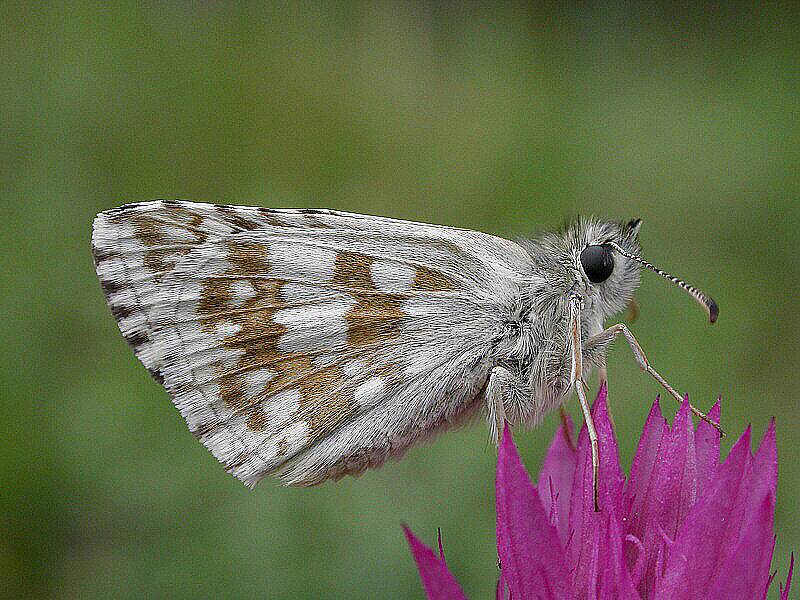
left=93, top=200, right=532, bottom=486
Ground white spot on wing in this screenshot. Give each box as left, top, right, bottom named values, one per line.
left=274, top=298, right=354, bottom=352
left=281, top=421, right=309, bottom=454
left=268, top=241, right=337, bottom=282
left=273, top=303, right=349, bottom=329
left=402, top=297, right=441, bottom=318
left=243, top=368, right=275, bottom=399
left=343, top=359, right=367, bottom=377
left=229, top=280, right=257, bottom=305
left=162, top=225, right=196, bottom=244
left=265, top=389, right=302, bottom=430
left=215, top=322, right=241, bottom=337
left=370, top=260, right=416, bottom=291
left=353, top=376, right=384, bottom=408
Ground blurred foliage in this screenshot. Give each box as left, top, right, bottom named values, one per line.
left=1, top=2, right=797, bottom=598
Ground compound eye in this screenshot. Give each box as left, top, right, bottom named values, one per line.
left=580, top=244, right=615, bottom=283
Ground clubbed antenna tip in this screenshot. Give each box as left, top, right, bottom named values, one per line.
left=708, top=298, right=719, bottom=324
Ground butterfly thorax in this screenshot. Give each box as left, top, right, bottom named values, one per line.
left=489, top=220, right=641, bottom=426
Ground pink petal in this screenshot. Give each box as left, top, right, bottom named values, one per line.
left=404, top=526, right=468, bottom=600
left=537, top=411, right=577, bottom=545
left=741, top=419, right=778, bottom=531
left=596, top=510, right=641, bottom=600
left=625, top=398, right=668, bottom=516
left=496, top=424, right=572, bottom=599
left=623, top=398, right=667, bottom=576
left=567, top=386, right=626, bottom=598
left=713, top=420, right=777, bottom=579
left=780, top=554, right=794, bottom=600
left=695, top=400, right=721, bottom=497
left=654, top=427, right=753, bottom=599
left=705, top=493, right=776, bottom=599
left=624, top=397, right=697, bottom=596
left=649, top=397, right=698, bottom=542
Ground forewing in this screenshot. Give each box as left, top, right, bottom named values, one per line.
left=93, top=200, right=531, bottom=486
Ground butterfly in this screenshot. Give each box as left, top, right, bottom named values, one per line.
left=92, top=200, right=721, bottom=508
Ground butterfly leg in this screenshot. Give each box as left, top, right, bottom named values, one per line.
left=585, top=323, right=724, bottom=436
left=484, top=365, right=534, bottom=447
left=568, top=296, right=601, bottom=512
left=485, top=366, right=511, bottom=446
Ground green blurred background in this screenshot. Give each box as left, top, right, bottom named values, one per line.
left=2, top=3, right=797, bottom=598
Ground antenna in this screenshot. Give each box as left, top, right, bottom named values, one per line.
left=605, top=241, right=718, bottom=324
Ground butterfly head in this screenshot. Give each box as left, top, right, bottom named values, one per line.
left=563, top=217, right=644, bottom=321
left=557, top=217, right=717, bottom=324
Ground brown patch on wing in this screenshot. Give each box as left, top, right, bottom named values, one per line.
left=413, top=266, right=458, bottom=291
left=131, top=216, right=170, bottom=272
left=129, top=206, right=208, bottom=277
left=197, top=241, right=279, bottom=431
left=227, top=214, right=261, bottom=231
left=198, top=279, right=234, bottom=323
left=197, top=242, right=358, bottom=440
left=226, top=241, right=270, bottom=275
left=295, top=364, right=354, bottom=440
left=245, top=409, right=269, bottom=432
left=333, top=250, right=374, bottom=289
left=345, top=293, right=405, bottom=348
left=214, top=204, right=262, bottom=231
left=333, top=250, right=408, bottom=348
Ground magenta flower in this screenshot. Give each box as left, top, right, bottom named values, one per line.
left=406, top=386, right=794, bottom=599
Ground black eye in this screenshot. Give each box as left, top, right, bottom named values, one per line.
left=580, top=244, right=615, bottom=283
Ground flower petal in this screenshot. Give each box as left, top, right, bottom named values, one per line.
left=739, top=419, right=778, bottom=533
left=651, top=397, right=698, bottom=540
left=705, top=493, right=776, bottom=599
left=654, top=427, right=753, bottom=599
left=629, top=397, right=698, bottom=596
left=537, top=410, right=577, bottom=544
left=496, top=423, right=572, bottom=599
left=567, top=386, right=626, bottom=597
left=710, top=419, right=777, bottom=581
left=695, top=399, right=721, bottom=497
left=623, top=398, right=667, bottom=580
left=596, top=510, right=641, bottom=600
left=625, top=398, right=668, bottom=516
left=403, top=526, right=468, bottom=600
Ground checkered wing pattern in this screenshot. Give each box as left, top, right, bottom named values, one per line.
left=92, top=200, right=531, bottom=486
